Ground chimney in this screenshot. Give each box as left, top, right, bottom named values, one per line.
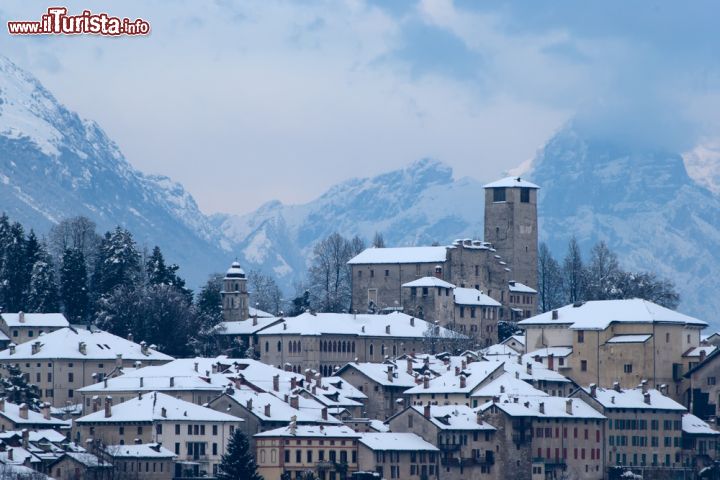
left=104, top=396, right=112, bottom=418
left=539, top=402, right=545, bottom=414
left=291, top=377, right=297, bottom=390
left=423, top=375, right=430, bottom=389
left=212, top=364, right=218, bottom=374
left=643, top=392, right=651, bottom=405
left=0, top=398, right=4, bottom=412
left=18, top=311, right=25, bottom=323
left=466, top=354, right=473, bottom=365
left=551, top=310, right=558, bottom=320
left=115, top=353, right=123, bottom=368
left=305, top=369, right=312, bottom=383
left=92, top=396, right=100, bottom=412
left=515, top=371, right=520, bottom=379
left=7, top=448, right=12, bottom=461
left=410, top=317, right=415, bottom=327
left=161, top=407, right=167, bottom=418
left=700, top=349, right=707, bottom=363
left=455, top=366, right=460, bottom=376
left=253, top=316, right=258, bottom=326
left=312, top=385, right=317, bottom=395
left=140, top=377, right=144, bottom=388
left=79, top=342, right=87, bottom=355
left=170, top=377, right=175, bottom=388
left=461, top=359, right=467, bottom=370
left=589, top=383, right=597, bottom=398
left=526, top=362, right=532, bottom=375
left=407, top=357, right=413, bottom=375
left=290, top=395, right=299, bottom=409
left=659, top=384, right=668, bottom=396
left=424, top=356, right=430, bottom=367
left=387, top=367, right=393, bottom=383
left=285, top=363, right=292, bottom=372
left=140, top=341, right=148, bottom=355
left=31, top=341, right=41, bottom=355
left=565, top=399, right=573, bottom=415
left=103, top=377, right=108, bottom=388
left=315, top=372, right=322, bottom=388
left=434, top=265, right=443, bottom=279
left=460, top=375, right=467, bottom=389
left=321, top=407, right=328, bottom=421
left=424, top=403, right=431, bottom=418
left=500, top=385, right=505, bottom=394
left=611, top=396, right=615, bottom=404
left=19, top=403, right=28, bottom=419
left=264, top=404, right=271, bottom=417
left=613, top=381, right=621, bottom=392
left=42, top=402, right=50, bottom=420
left=246, top=399, right=253, bottom=411
left=127, top=332, right=133, bottom=342
left=492, top=395, right=500, bottom=403
left=547, top=354, right=554, bottom=371
left=194, top=362, right=199, bottom=373
left=385, top=325, right=390, bottom=335
left=273, top=375, right=280, bottom=392
left=476, top=410, right=484, bottom=425
left=8, top=344, right=15, bottom=355
left=21, top=429, right=28, bottom=448
left=640, top=380, right=648, bottom=394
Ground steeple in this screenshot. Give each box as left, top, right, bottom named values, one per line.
left=221, top=261, right=249, bottom=322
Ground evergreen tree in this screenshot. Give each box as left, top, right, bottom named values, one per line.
left=27, top=248, right=60, bottom=312
left=562, top=236, right=585, bottom=304
left=0, top=222, right=29, bottom=311
left=196, top=274, right=223, bottom=319
left=216, top=428, right=262, bottom=480
left=61, top=249, right=89, bottom=323
left=93, top=227, right=141, bottom=297
left=537, top=243, right=564, bottom=312
left=0, top=364, right=43, bottom=410
left=145, top=245, right=189, bottom=299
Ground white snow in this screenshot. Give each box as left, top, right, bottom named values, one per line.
left=359, top=432, right=439, bottom=451
left=483, top=176, right=540, bottom=189
left=105, top=443, right=177, bottom=458
left=682, top=413, right=720, bottom=435
left=582, top=386, right=686, bottom=411
left=526, top=347, right=573, bottom=358
left=508, top=281, right=537, bottom=294
left=606, top=334, right=652, bottom=344
left=348, top=246, right=448, bottom=265
left=255, top=424, right=359, bottom=438
left=409, top=405, right=495, bottom=431
left=454, top=287, right=501, bottom=306
left=1, top=312, right=69, bottom=328
left=481, top=396, right=604, bottom=420
left=402, top=277, right=455, bottom=289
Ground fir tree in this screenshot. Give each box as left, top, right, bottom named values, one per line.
left=0, top=222, right=29, bottom=311
left=0, top=363, right=43, bottom=410
left=93, top=227, right=141, bottom=297
left=145, top=245, right=189, bottom=298
left=216, top=428, right=263, bottom=480
left=61, top=249, right=89, bottom=323
left=27, top=248, right=60, bottom=312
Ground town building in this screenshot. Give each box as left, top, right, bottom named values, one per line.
left=74, top=391, right=242, bottom=478
left=103, top=443, right=176, bottom=480
left=0, top=313, right=69, bottom=346
left=220, top=261, right=249, bottom=322
left=680, top=413, right=719, bottom=474
left=519, top=299, right=707, bottom=400
left=254, top=424, right=361, bottom=480
left=48, top=452, right=112, bottom=480
left=0, top=399, right=69, bottom=431
left=357, top=432, right=440, bottom=480
left=0, top=327, right=173, bottom=407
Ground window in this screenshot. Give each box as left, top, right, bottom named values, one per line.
left=709, top=377, right=716, bottom=386
left=370, top=270, right=375, bottom=278
left=213, top=425, right=218, bottom=435
left=577, top=331, right=584, bottom=343
left=666, top=332, right=670, bottom=343
left=493, top=188, right=506, bottom=202
left=175, top=424, right=180, bottom=434
left=384, top=269, right=389, bottom=277
left=520, top=188, right=530, bottom=203
left=358, top=270, right=362, bottom=278
left=624, top=364, right=633, bottom=373
left=68, top=372, right=74, bottom=382
left=307, top=450, right=313, bottom=463
left=285, top=450, right=290, bottom=462
left=580, top=360, right=587, bottom=372
left=12, top=330, right=17, bottom=337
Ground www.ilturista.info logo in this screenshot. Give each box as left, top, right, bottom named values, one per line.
left=7, top=7, right=150, bottom=36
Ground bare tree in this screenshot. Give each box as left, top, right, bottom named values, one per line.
left=48, top=216, right=101, bottom=264
left=372, top=232, right=385, bottom=248
left=537, top=242, right=564, bottom=312
left=308, top=233, right=355, bottom=313
left=584, top=241, right=621, bottom=301
left=248, top=269, right=283, bottom=315
left=562, top=236, right=585, bottom=304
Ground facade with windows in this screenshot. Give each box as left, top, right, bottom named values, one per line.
left=357, top=432, right=440, bottom=480
left=0, top=312, right=69, bottom=346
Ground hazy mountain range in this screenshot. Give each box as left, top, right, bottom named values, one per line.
left=1, top=56, right=718, bottom=325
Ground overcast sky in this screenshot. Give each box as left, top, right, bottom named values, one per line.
left=1, top=1, right=718, bottom=215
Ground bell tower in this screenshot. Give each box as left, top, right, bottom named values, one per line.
left=483, top=177, right=540, bottom=290
left=221, top=261, right=249, bottom=322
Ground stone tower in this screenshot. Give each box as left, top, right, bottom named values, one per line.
left=221, top=261, right=249, bottom=322
left=483, top=176, right=540, bottom=290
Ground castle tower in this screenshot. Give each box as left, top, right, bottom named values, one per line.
left=221, top=261, right=249, bottom=322
left=483, top=176, right=540, bottom=290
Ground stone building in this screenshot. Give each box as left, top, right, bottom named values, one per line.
left=519, top=299, right=707, bottom=400
left=220, top=261, right=249, bottom=322
left=0, top=399, right=69, bottom=431
left=680, top=413, right=719, bottom=474
left=256, top=312, right=460, bottom=376
left=357, top=432, right=440, bottom=480
left=0, top=327, right=173, bottom=407
left=387, top=405, right=497, bottom=480
left=574, top=383, right=690, bottom=476
left=0, top=313, right=69, bottom=346
left=254, top=424, right=361, bottom=480
left=685, top=347, right=720, bottom=419
left=74, top=392, right=242, bottom=478
left=482, top=177, right=540, bottom=291
left=102, top=443, right=176, bottom=480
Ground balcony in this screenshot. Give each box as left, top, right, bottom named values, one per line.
left=441, top=454, right=494, bottom=467
left=437, top=442, right=462, bottom=452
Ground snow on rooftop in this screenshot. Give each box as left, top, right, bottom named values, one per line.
left=257, top=312, right=458, bottom=338
left=483, top=177, right=540, bottom=189
left=684, top=346, right=717, bottom=358
left=508, top=281, right=537, bottom=294
left=682, top=413, right=720, bottom=435
left=359, top=432, right=439, bottom=451
left=606, top=334, right=652, bottom=344
left=582, top=386, right=685, bottom=411
left=402, top=277, right=455, bottom=289
left=404, top=360, right=504, bottom=394
left=105, top=443, right=177, bottom=458
left=78, top=374, right=221, bottom=394
left=481, top=396, right=604, bottom=419
left=454, top=288, right=501, bottom=307
left=1, top=313, right=69, bottom=328
left=518, top=299, right=707, bottom=330
left=409, top=405, right=495, bottom=431
left=215, top=317, right=282, bottom=336
left=480, top=344, right=520, bottom=358
left=348, top=246, right=447, bottom=265
left=339, top=362, right=419, bottom=388
left=255, top=424, right=359, bottom=438
left=0, top=327, right=174, bottom=361
left=526, top=347, right=573, bottom=358
left=470, top=372, right=549, bottom=399
left=225, top=261, right=245, bottom=277
left=249, top=306, right=273, bottom=318
left=0, top=400, right=70, bottom=427
left=63, top=452, right=111, bottom=468
left=506, top=358, right=572, bottom=383
left=76, top=391, right=243, bottom=423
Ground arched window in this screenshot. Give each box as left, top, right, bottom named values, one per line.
left=297, top=342, right=301, bottom=353
left=277, top=341, right=282, bottom=352
left=351, top=342, right=355, bottom=353
left=265, top=342, right=269, bottom=353
left=341, top=341, right=346, bottom=353
left=332, top=341, right=337, bottom=353
left=381, top=344, right=385, bottom=356
left=369, top=344, right=374, bottom=357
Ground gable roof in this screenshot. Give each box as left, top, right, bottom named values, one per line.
left=255, top=425, right=359, bottom=438
left=407, top=405, right=496, bottom=431
left=348, top=246, right=448, bottom=265
left=402, top=277, right=455, bottom=289
left=359, top=433, right=439, bottom=451
left=454, top=288, right=501, bottom=307
left=580, top=386, right=685, bottom=411
left=1, top=313, right=69, bottom=328
left=483, top=177, right=540, bottom=189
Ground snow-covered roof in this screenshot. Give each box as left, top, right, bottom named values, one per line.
left=582, top=386, right=686, bottom=411
left=62, top=452, right=112, bottom=468
left=257, top=312, right=458, bottom=338
left=105, top=443, right=177, bottom=458
left=0, top=327, right=174, bottom=361
left=682, top=414, right=719, bottom=435
left=249, top=307, right=273, bottom=318
left=606, top=334, right=652, bottom=344
left=404, top=360, right=504, bottom=394
left=483, top=177, right=540, bottom=189
left=409, top=405, right=495, bottom=431
left=214, top=317, right=282, bottom=336
left=76, top=391, right=243, bottom=423
left=225, top=261, right=245, bottom=277
left=454, top=288, right=501, bottom=307
left=0, top=400, right=70, bottom=427
left=518, top=299, right=707, bottom=330
left=1, top=313, right=69, bottom=328
left=359, top=433, right=439, bottom=451
left=217, top=388, right=339, bottom=424
left=480, top=344, right=520, bottom=358
left=508, top=281, right=537, bottom=294
left=255, top=424, right=360, bottom=438
left=683, top=346, right=717, bottom=358
left=470, top=372, right=549, bottom=399
left=481, top=397, right=604, bottom=420
left=348, top=246, right=447, bottom=265
left=339, top=362, right=420, bottom=388
left=502, top=334, right=525, bottom=346
left=506, top=357, right=572, bottom=383
left=78, top=374, right=222, bottom=394
left=526, top=347, right=573, bottom=358
left=402, top=277, right=455, bottom=289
